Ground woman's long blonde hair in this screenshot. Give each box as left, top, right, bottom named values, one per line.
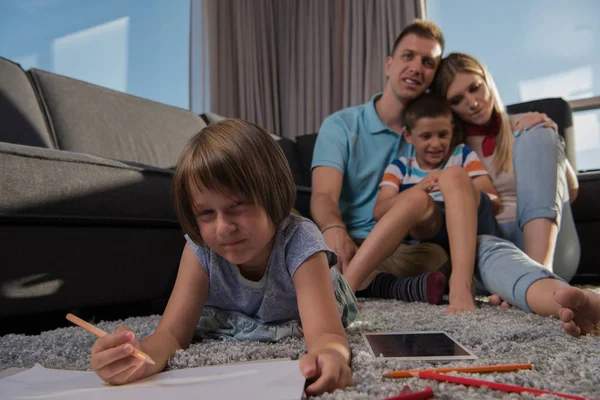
left=432, top=52, right=513, bottom=174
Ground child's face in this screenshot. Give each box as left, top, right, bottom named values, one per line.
left=189, top=183, right=276, bottom=273
left=403, top=115, right=454, bottom=170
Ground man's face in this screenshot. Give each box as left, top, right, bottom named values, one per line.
left=385, top=34, right=443, bottom=103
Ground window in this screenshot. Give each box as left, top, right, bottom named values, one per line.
left=0, top=0, right=190, bottom=110
left=428, top=0, right=600, bottom=172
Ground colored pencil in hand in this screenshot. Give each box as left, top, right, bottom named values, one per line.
left=66, top=313, right=155, bottom=365
left=382, top=363, right=533, bottom=378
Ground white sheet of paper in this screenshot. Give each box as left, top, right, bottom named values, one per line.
left=1, top=359, right=305, bottom=400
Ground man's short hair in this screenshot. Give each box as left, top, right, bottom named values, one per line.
left=390, top=19, right=445, bottom=56
left=404, top=93, right=452, bottom=132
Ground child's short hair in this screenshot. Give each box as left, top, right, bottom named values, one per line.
left=404, top=93, right=453, bottom=133
left=172, top=119, right=296, bottom=244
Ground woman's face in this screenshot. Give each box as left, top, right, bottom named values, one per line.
left=445, top=72, right=494, bottom=126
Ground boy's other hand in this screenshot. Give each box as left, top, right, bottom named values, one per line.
left=300, top=351, right=354, bottom=396
left=91, top=326, right=147, bottom=385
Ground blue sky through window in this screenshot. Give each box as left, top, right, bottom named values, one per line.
left=428, top=0, right=600, bottom=171
left=0, top=0, right=190, bottom=109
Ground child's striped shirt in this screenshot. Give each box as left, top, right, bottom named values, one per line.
left=380, top=144, right=488, bottom=202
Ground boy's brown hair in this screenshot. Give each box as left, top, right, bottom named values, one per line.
left=390, top=19, right=445, bottom=57
left=404, top=93, right=453, bottom=133
left=172, top=119, right=296, bottom=245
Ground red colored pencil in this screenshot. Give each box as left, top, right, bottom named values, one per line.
left=415, top=371, right=591, bottom=400
left=383, top=386, right=434, bottom=400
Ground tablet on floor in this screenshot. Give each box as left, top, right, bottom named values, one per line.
left=362, top=331, right=477, bottom=361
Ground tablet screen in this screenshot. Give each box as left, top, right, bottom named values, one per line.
left=363, top=331, right=477, bottom=361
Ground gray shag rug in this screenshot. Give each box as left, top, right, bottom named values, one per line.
left=2, top=296, right=600, bottom=400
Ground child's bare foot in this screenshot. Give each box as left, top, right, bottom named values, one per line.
left=554, top=287, right=600, bottom=337
left=489, top=294, right=511, bottom=308
left=447, top=291, right=478, bottom=314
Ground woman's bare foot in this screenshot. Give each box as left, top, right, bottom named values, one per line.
left=489, top=294, right=511, bottom=308
left=554, top=287, right=600, bottom=337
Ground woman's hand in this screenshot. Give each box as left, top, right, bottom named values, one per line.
left=91, top=326, right=148, bottom=385
left=300, top=351, right=354, bottom=396
left=512, top=112, right=558, bottom=134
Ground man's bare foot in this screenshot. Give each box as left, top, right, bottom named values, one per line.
left=554, top=287, right=600, bottom=337
left=489, top=294, right=511, bottom=308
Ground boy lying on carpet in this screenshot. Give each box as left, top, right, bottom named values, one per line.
left=89, top=119, right=358, bottom=396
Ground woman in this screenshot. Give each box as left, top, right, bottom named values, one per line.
left=433, top=52, right=580, bottom=285
left=425, top=52, right=600, bottom=337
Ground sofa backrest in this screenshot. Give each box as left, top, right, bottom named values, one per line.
left=0, top=57, right=55, bottom=149
left=28, top=69, right=207, bottom=169
left=506, top=97, right=577, bottom=169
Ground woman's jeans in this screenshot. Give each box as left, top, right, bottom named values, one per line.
left=476, top=125, right=580, bottom=311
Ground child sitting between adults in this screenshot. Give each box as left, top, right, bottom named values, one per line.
left=89, top=119, right=358, bottom=396
left=344, top=93, right=500, bottom=313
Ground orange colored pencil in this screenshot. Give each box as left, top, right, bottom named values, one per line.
left=382, top=363, right=532, bottom=378
left=66, top=313, right=155, bottom=365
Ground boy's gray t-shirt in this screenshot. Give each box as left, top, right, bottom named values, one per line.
left=185, top=213, right=337, bottom=324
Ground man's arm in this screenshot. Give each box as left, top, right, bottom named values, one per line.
left=311, top=166, right=357, bottom=273
left=311, top=166, right=345, bottom=230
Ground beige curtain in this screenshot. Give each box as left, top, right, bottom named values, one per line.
left=201, top=0, right=425, bottom=139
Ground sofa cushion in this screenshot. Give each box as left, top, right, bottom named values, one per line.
left=28, top=69, right=207, bottom=169
left=0, top=142, right=178, bottom=223
left=0, top=57, right=54, bottom=149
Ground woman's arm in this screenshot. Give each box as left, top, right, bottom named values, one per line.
left=293, top=252, right=353, bottom=396
left=472, top=175, right=502, bottom=214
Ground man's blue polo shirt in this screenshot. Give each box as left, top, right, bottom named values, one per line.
left=311, top=93, right=412, bottom=239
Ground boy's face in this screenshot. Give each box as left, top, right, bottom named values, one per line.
left=403, top=115, right=454, bottom=170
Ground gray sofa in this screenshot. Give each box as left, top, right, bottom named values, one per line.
left=0, top=56, right=206, bottom=321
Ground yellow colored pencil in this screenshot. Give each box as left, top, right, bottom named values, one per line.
left=66, top=313, right=155, bottom=365
left=382, top=363, right=533, bottom=378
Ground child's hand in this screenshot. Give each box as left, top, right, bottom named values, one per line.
left=415, top=171, right=441, bottom=193
left=91, top=326, right=147, bottom=385
left=299, top=351, right=354, bottom=396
